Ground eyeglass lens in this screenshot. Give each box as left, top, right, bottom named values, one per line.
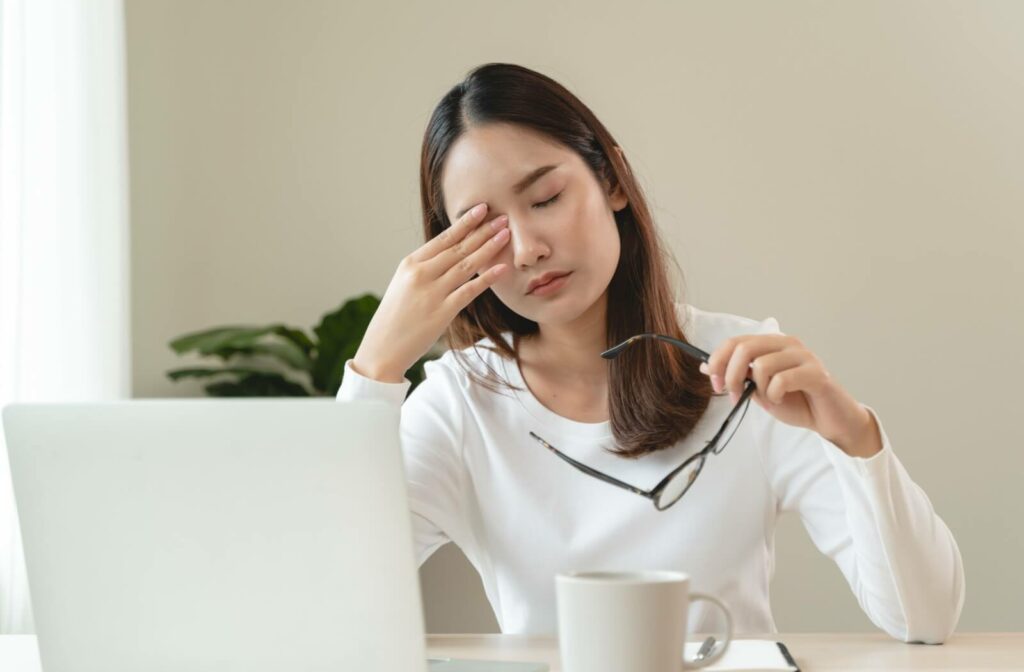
left=655, top=394, right=752, bottom=509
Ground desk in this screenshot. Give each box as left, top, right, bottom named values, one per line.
left=427, top=634, right=1024, bottom=671
left=1, top=633, right=1021, bottom=670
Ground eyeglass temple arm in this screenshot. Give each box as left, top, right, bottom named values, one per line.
left=601, top=333, right=710, bottom=362
left=528, top=432, right=653, bottom=500
left=602, top=334, right=759, bottom=389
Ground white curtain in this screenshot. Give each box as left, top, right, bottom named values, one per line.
left=0, top=0, right=130, bottom=633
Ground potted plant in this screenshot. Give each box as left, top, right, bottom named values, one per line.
left=167, top=293, right=439, bottom=398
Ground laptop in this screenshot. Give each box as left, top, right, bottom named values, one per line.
left=2, top=399, right=546, bottom=672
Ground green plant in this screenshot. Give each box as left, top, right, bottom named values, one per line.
left=167, top=293, right=439, bottom=397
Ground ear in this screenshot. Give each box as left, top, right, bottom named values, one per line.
left=605, top=145, right=629, bottom=212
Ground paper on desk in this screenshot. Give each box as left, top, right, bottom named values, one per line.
left=682, top=639, right=798, bottom=671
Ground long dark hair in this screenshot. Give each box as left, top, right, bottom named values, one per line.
left=419, top=63, right=713, bottom=458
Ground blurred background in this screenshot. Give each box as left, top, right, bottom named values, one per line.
left=2, top=0, right=1021, bottom=635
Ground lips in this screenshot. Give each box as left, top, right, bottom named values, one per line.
left=527, top=271, right=572, bottom=295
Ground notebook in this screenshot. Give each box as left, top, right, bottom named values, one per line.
left=429, top=660, right=548, bottom=671
left=682, top=639, right=800, bottom=671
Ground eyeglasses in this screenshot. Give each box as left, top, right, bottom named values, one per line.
left=528, top=333, right=756, bottom=511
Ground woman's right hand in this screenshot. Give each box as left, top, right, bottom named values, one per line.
left=351, top=203, right=512, bottom=383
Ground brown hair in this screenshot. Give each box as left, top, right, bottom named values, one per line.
left=419, top=63, right=713, bottom=458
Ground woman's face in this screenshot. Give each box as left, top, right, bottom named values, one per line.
left=440, top=123, right=628, bottom=327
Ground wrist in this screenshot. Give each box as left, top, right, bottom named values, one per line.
left=831, top=404, right=883, bottom=458
left=350, top=355, right=406, bottom=384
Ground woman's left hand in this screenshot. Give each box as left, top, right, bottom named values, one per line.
left=699, top=333, right=882, bottom=458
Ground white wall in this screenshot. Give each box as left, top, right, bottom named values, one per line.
left=125, top=0, right=1024, bottom=632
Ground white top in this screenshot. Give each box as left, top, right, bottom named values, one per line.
left=336, top=303, right=965, bottom=643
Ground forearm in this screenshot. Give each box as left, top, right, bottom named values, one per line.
left=822, top=410, right=965, bottom=643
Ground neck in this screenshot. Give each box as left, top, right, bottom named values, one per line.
left=521, top=292, right=609, bottom=383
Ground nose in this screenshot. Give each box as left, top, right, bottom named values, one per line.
left=510, top=221, right=551, bottom=270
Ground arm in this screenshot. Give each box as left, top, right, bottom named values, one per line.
left=336, top=356, right=471, bottom=567
left=761, top=407, right=966, bottom=643
left=702, top=315, right=966, bottom=643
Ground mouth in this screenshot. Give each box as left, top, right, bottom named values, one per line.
left=527, top=271, right=572, bottom=296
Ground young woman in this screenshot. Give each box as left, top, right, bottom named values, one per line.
left=338, top=63, right=964, bottom=643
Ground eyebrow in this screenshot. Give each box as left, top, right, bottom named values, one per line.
left=454, top=163, right=560, bottom=219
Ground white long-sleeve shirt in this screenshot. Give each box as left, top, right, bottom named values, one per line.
left=336, top=303, right=965, bottom=643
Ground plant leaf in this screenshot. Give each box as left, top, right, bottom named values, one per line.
left=210, top=341, right=313, bottom=371
left=169, top=325, right=280, bottom=355
left=272, top=326, right=316, bottom=355
left=169, top=324, right=313, bottom=371
left=311, top=293, right=381, bottom=394
left=203, top=371, right=311, bottom=397
left=166, top=366, right=271, bottom=381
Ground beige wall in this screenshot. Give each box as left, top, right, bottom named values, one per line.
left=125, top=0, right=1024, bottom=633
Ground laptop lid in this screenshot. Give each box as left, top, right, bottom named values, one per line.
left=2, top=398, right=429, bottom=672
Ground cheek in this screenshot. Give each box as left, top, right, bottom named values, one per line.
left=576, top=198, right=620, bottom=266
left=487, top=277, right=522, bottom=311
left=548, top=197, right=596, bottom=254
left=486, top=249, right=517, bottom=295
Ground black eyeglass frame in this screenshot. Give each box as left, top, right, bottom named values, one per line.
left=528, top=333, right=757, bottom=511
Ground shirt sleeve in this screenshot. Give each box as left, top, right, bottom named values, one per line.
left=335, top=357, right=471, bottom=567
left=760, top=394, right=966, bottom=644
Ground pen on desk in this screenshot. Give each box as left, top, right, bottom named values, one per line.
left=694, top=636, right=716, bottom=661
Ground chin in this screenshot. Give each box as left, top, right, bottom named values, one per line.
left=522, top=292, right=603, bottom=328
left=529, top=310, right=580, bottom=328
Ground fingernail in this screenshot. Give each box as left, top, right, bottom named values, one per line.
left=490, top=215, right=509, bottom=230
left=711, top=374, right=722, bottom=393
left=471, top=203, right=487, bottom=216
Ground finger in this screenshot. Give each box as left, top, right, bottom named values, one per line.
left=711, top=334, right=793, bottom=398
left=427, top=213, right=509, bottom=281
left=748, top=349, right=805, bottom=404
left=437, top=223, right=512, bottom=293
left=411, top=202, right=494, bottom=263
left=443, top=262, right=509, bottom=312
left=704, top=335, right=744, bottom=381
left=764, top=362, right=821, bottom=405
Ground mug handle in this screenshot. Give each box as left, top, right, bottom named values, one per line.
left=681, top=592, right=734, bottom=669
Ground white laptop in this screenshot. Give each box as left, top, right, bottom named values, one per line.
left=2, top=399, right=546, bottom=672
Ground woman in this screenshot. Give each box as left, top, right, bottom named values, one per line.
left=338, top=63, right=964, bottom=643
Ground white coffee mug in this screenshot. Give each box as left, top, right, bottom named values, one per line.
left=556, top=570, right=733, bottom=672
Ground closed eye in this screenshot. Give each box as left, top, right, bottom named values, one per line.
left=532, top=191, right=562, bottom=209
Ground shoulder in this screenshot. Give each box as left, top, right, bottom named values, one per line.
left=676, top=302, right=783, bottom=353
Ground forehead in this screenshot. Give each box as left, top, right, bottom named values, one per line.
left=440, top=123, right=577, bottom=207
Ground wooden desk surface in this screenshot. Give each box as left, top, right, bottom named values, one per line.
left=1, top=632, right=1021, bottom=670
left=426, top=633, right=1024, bottom=671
